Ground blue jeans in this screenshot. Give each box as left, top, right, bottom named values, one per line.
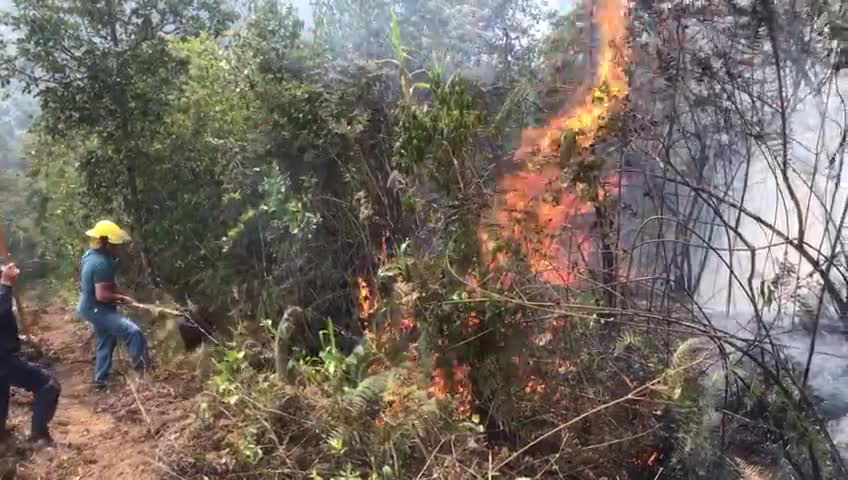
left=78, top=308, right=149, bottom=384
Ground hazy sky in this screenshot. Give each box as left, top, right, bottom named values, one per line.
left=0, top=0, right=574, bottom=35
left=289, top=0, right=573, bottom=30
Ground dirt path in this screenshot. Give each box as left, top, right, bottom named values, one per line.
left=5, top=306, right=201, bottom=480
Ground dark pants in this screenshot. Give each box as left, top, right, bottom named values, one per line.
left=0, top=356, right=60, bottom=439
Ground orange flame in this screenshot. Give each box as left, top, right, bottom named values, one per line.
left=428, top=360, right=473, bottom=418
left=481, top=0, right=629, bottom=285
left=356, top=276, right=370, bottom=328
left=524, top=376, right=547, bottom=395
left=647, top=451, right=659, bottom=466
left=378, top=1, right=631, bottom=424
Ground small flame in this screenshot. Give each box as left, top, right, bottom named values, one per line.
left=464, top=311, right=480, bottom=335
left=524, top=376, right=547, bottom=395
left=647, top=451, right=659, bottom=466
left=428, top=360, right=473, bottom=418
left=532, top=331, right=554, bottom=346
left=481, top=0, right=629, bottom=285
left=399, top=317, right=415, bottom=332
left=356, top=276, right=370, bottom=328
left=634, top=449, right=661, bottom=467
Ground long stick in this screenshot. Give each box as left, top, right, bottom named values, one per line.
left=0, top=225, right=30, bottom=336
left=128, top=301, right=218, bottom=346
left=128, top=301, right=182, bottom=317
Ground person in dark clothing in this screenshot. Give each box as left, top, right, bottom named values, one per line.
left=0, top=263, right=60, bottom=448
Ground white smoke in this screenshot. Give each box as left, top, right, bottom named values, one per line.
left=694, top=68, right=848, bottom=459
left=623, top=3, right=848, bottom=463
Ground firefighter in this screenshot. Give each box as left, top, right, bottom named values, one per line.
left=0, top=263, right=61, bottom=448
left=75, top=220, right=149, bottom=388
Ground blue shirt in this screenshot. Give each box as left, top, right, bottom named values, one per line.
left=77, top=248, right=118, bottom=315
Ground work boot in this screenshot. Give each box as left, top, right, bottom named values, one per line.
left=27, top=433, right=54, bottom=450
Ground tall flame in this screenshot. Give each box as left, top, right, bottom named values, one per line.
left=381, top=0, right=631, bottom=421
left=481, top=0, right=629, bottom=285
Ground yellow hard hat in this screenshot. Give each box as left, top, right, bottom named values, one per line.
left=85, top=220, right=131, bottom=245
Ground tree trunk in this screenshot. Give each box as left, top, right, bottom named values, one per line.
left=595, top=203, right=617, bottom=309
left=125, top=158, right=158, bottom=288
left=104, top=0, right=157, bottom=288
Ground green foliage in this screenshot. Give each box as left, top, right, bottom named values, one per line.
left=14, top=0, right=530, bottom=326
left=539, top=7, right=594, bottom=113
left=186, top=317, right=480, bottom=478
left=1, top=0, right=238, bottom=289
left=318, top=318, right=348, bottom=381
left=0, top=168, right=46, bottom=284
left=241, top=0, right=306, bottom=77
left=313, top=0, right=544, bottom=83
left=393, top=70, right=482, bottom=194
left=0, top=2, right=725, bottom=478
left=210, top=344, right=252, bottom=405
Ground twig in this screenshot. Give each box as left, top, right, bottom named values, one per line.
left=416, top=438, right=447, bottom=480
left=126, top=375, right=154, bottom=437
left=573, top=425, right=660, bottom=452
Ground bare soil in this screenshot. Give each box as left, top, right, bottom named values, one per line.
left=2, top=306, right=203, bottom=480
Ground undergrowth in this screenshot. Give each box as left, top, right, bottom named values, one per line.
left=161, top=246, right=718, bottom=479
left=167, top=323, right=488, bottom=479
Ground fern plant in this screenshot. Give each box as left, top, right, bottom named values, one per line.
left=733, top=458, right=775, bottom=480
